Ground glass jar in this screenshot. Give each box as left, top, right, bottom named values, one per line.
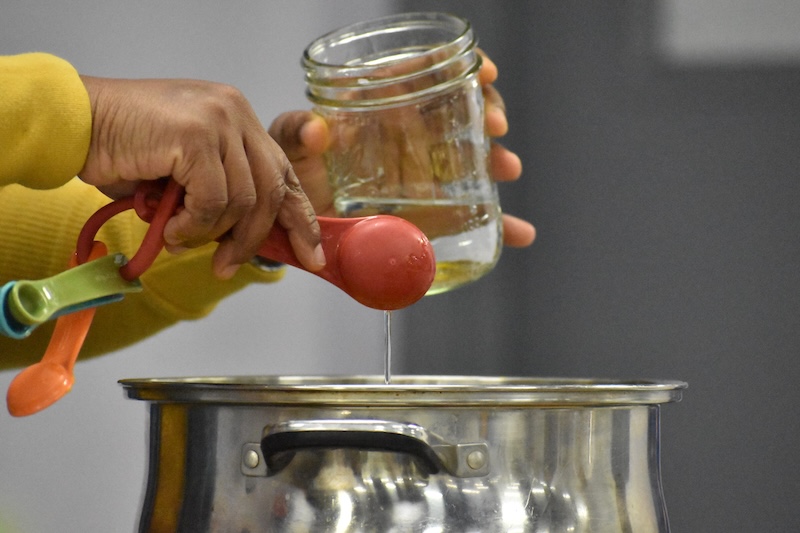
left=302, top=12, right=503, bottom=295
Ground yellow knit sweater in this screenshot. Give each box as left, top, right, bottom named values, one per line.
left=0, top=53, right=283, bottom=369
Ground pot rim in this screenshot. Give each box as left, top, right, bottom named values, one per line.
left=119, top=375, right=687, bottom=407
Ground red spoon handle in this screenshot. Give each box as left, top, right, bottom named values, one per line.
left=256, top=216, right=359, bottom=286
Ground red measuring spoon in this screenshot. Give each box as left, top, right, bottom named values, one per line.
left=258, top=215, right=435, bottom=311
left=79, top=179, right=436, bottom=309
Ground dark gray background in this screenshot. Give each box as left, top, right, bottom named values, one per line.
left=396, top=1, right=800, bottom=532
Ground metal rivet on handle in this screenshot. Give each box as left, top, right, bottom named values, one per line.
left=241, top=443, right=268, bottom=477
left=466, top=449, right=487, bottom=471
left=243, top=449, right=260, bottom=469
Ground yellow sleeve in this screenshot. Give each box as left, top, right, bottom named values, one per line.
left=0, top=52, right=91, bottom=189
left=0, top=179, right=284, bottom=369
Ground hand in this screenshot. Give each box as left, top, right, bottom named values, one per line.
left=476, top=54, right=537, bottom=248
left=269, top=52, right=536, bottom=248
left=77, top=76, right=325, bottom=279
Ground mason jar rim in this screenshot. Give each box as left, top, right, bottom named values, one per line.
left=304, top=56, right=481, bottom=110
left=302, top=12, right=473, bottom=79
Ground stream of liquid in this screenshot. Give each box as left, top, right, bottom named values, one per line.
left=384, top=310, right=392, bottom=384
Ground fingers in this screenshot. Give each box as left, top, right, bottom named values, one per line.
left=206, top=137, right=279, bottom=278
left=483, top=84, right=508, bottom=138
left=490, top=142, right=523, bottom=182
left=477, top=49, right=498, bottom=85
left=478, top=52, right=535, bottom=249
left=268, top=110, right=329, bottom=159
left=275, top=169, right=326, bottom=273
left=502, top=214, right=536, bottom=248
left=482, top=66, right=522, bottom=183
left=269, top=111, right=335, bottom=216
left=476, top=49, right=509, bottom=138
left=163, top=150, right=230, bottom=248
left=210, top=132, right=325, bottom=279
left=142, top=85, right=325, bottom=279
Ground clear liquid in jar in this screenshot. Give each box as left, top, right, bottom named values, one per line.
left=337, top=197, right=503, bottom=294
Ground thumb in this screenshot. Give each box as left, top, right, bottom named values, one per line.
left=268, top=110, right=329, bottom=161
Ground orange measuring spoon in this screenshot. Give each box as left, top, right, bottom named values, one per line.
left=5, top=181, right=181, bottom=418
left=6, top=242, right=108, bottom=417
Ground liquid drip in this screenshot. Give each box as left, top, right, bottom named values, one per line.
left=384, top=310, right=392, bottom=384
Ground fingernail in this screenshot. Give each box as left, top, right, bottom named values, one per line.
left=313, top=244, right=326, bottom=268
left=165, top=244, right=189, bottom=255
left=300, top=116, right=329, bottom=153
left=299, top=120, right=314, bottom=144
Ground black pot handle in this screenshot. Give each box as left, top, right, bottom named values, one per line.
left=259, top=419, right=489, bottom=478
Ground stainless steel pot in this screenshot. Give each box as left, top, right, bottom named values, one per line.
left=120, top=375, right=686, bottom=532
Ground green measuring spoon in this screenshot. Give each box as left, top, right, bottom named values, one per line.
left=7, top=253, right=142, bottom=327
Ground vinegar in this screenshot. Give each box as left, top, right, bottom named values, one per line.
left=384, top=310, right=392, bottom=384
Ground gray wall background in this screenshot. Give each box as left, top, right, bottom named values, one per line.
left=2, top=1, right=799, bottom=532
left=396, top=1, right=800, bottom=533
